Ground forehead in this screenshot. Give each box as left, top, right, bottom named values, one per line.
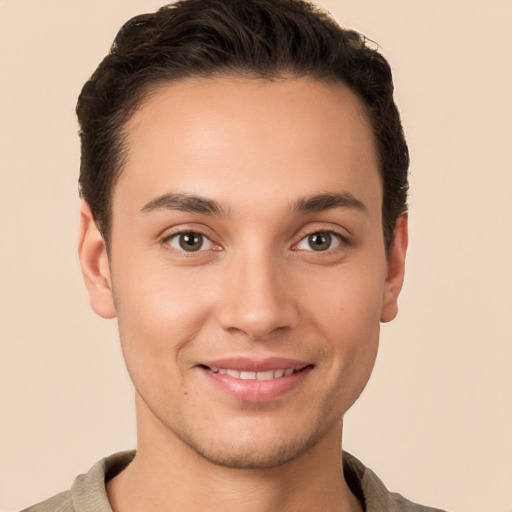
left=114, top=76, right=381, bottom=220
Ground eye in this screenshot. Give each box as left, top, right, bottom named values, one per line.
left=165, top=231, right=213, bottom=252
left=296, top=231, right=342, bottom=252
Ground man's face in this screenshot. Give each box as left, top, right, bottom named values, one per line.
left=83, top=77, right=406, bottom=468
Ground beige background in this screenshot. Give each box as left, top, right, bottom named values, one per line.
left=1, top=1, right=511, bottom=511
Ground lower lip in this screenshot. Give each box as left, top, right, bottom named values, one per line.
left=199, top=366, right=312, bottom=402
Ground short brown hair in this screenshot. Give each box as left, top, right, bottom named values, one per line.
left=77, top=0, right=409, bottom=250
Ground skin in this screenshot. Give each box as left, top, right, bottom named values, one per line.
left=79, top=76, right=407, bottom=512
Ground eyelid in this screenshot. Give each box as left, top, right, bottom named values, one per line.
left=158, top=223, right=349, bottom=253
left=166, top=232, right=213, bottom=252
left=296, top=232, right=342, bottom=251
left=294, top=223, right=349, bottom=241
left=160, top=225, right=221, bottom=254
left=292, top=225, right=349, bottom=251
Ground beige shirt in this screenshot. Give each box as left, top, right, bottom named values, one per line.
left=21, top=451, right=448, bottom=512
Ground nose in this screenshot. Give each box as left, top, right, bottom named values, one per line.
left=216, top=250, right=300, bottom=341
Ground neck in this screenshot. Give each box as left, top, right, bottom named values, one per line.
left=107, top=395, right=362, bottom=512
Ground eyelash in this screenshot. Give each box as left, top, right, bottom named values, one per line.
left=161, top=227, right=348, bottom=254
left=162, top=229, right=216, bottom=254
left=293, top=230, right=346, bottom=252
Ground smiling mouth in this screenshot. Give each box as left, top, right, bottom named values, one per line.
left=198, top=361, right=313, bottom=402
left=200, top=365, right=310, bottom=380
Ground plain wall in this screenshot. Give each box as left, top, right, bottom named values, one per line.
left=1, top=1, right=511, bottom=511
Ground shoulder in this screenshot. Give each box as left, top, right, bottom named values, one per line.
left=343, top=451, right=449, bottom=512
left=20, top=491, right=73, bottom=512
left=386, top=491, right=449, bottom=512
left=19, top=451, right=135, bottom=512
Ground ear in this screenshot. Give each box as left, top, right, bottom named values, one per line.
left=380, top=213, right=408, bottom=323
left=78, top=201, right=116, bottom=319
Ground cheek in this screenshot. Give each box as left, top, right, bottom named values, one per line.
left=299, top=264, right=384, bottom=395
left=112, top=263, right=215, bottom=374
left=300, top=261, right=385, bottom=336
left=114, top=254, right=213, bottom=323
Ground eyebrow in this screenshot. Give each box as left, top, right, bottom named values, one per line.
left=293, top=192, right=368, bottom=215
left=141, top=192, right=226, bottom=216
left=140, top=191, right=368, bottom=217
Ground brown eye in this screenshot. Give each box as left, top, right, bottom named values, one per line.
left=296, top=231, right=341, bottom=252
left=167, top=232, right=213, bottom=252
left=308, top=232, right=331, bottom=251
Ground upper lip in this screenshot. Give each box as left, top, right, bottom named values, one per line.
left=199, top=357, right=312, bottom=372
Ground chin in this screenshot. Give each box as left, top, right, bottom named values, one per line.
left=176, top=419, right=331, bottom=470
left=187, top=438, right=315, bottom=469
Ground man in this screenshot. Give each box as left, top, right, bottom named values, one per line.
left=23, top=0, right=447, bottom=510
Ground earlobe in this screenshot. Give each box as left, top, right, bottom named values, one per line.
left=78, top=201, right=116, bottom=319
left=380, top=213, right=408, bottom=323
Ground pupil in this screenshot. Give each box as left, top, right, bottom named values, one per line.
left=180, top=233, right=202, bottom=251
left=309, top=232, right=331, bottom=251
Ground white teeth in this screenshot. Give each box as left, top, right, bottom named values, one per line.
left=257, top=370, right=274, bottom=380
left=207, top=366, right=301, bottom=380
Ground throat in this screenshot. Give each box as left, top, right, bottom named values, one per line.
left=105, top=443, right=360, bottom=512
